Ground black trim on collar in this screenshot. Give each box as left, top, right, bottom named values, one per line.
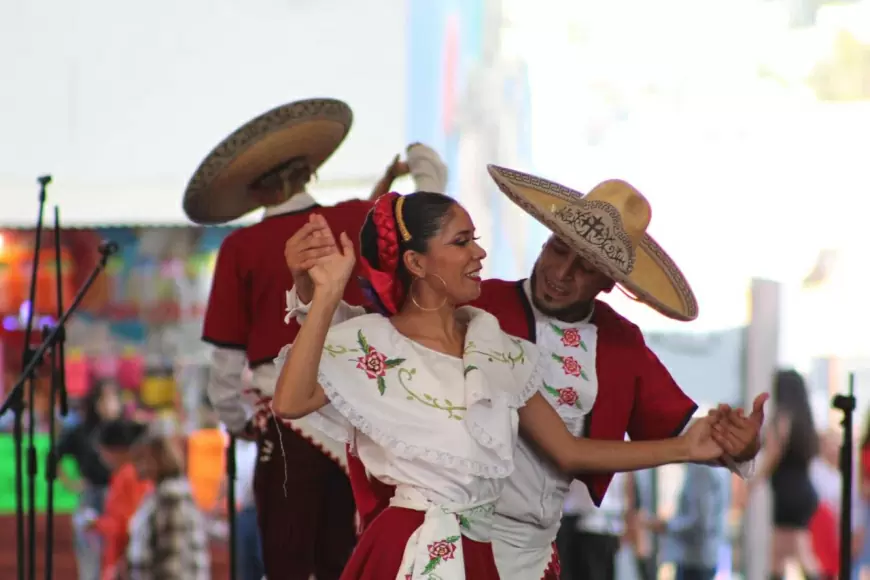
left=515, top=279, right=537, bottom=343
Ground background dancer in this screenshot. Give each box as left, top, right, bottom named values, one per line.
left=184, top=97, right=448, bottom=580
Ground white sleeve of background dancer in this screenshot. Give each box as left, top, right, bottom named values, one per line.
left=207, top=347, right=253, bottom=434
left=284, top=287, right=366, bottom=326
left=681, top=420, right=757, bottom=480
left=408, top=144, right=449, bottom=193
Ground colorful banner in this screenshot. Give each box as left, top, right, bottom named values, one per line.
left=406, top=0, right=539, bottom=280
left=0, top=434, right=81, bottom=514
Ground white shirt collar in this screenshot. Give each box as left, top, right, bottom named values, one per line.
left=262, top=191, right=317, bottom=218
left=521, top=278, right=595, bottom=324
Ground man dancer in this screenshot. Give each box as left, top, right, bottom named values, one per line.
left=284, top=164, right=764, bottom=579
left=184, top=97, right=445, bottom=579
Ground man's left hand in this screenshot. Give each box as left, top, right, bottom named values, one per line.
left=711, top=393, right=769, bottom=461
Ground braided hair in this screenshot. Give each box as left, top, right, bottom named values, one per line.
left=358, top=191, right=455, bottom=314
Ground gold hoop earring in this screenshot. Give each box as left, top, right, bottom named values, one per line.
left=409, top=275, right=448, bottom=312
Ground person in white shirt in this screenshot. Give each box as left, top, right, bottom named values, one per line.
left=283, top=165, right=765, bottom=579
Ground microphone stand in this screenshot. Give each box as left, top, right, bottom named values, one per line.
left=43, top=206, right=70, bottom=580
left=0, top=239, right=119, bottom=580
left=226, top=436, right=237, bottom=580
left=0, top=175, right=51, bottom=580
left=833, top=372, right=856, bottom=580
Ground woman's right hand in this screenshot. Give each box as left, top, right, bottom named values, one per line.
left=309, top=226, right=356, bottom=303
left=284, top=214, right=339, bottom=277
left=285, top=214, right=341, bottom=303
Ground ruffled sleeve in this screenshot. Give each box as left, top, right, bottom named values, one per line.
left=283, top=285, right=367, bottom=326
left=273, top=343, right=354, bottom=445
left=459, top=308, right=541, bottom=465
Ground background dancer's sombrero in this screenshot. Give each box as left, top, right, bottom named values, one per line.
left=487, top=165, right=698, bottom=321
left=183, top=98, right=353, bottom=224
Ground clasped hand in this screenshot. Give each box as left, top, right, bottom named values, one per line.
left=683, top=393, right=768, bottom=463
left=284, top=213, right=355, bottom=301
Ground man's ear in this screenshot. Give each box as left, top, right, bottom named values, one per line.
left=601, top=279, right=616, bottom=294
left=403, top=250, right=426, bottom=279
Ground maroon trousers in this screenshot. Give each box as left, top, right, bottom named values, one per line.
left=254, top=419, right=356, bottom=580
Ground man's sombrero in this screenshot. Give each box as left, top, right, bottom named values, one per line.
left=183, top=98, right=353, bottom=224
left=487, top=165, right=698, bottom=321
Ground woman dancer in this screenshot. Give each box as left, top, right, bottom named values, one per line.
left=272, top=192, right=724, bottom=579
left=757, top=369, right=820, bottom=579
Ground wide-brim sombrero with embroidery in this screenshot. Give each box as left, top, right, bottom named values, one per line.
left=183, top=98, right=353, bottom=224
left=487, top=165, right=698, bottom=321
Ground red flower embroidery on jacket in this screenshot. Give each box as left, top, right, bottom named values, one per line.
left=551, top=353, right=589, bottom=380
left=544, top=382, right=584, bottom=410
left=549, top=323, right=588, bottom=351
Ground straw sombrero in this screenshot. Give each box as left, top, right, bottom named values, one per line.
left=183, top=98, right=353, bottom=224
left=487, top=165, right=698, bottom=321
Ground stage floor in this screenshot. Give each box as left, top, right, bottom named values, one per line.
left=0, top=514, right=230, bottom=579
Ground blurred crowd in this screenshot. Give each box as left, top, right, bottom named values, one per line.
left=47, top=366, right=870, bottom=580
left=53, top=380, right=261, bottom=580
left=557, top=369, right=870, bottom=580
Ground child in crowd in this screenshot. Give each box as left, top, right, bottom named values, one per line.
left=91, top=419, right=152, bottom=580
left=126, top=422, right=210, bottom=580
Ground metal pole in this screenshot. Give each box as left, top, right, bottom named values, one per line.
left=743, top=279, right=781, bottom=580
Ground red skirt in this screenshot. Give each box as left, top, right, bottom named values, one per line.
left=809, top=502, right=838, bottom=576
left=346, top=447, right=395, bottom=530
left=341, top=506, right=500, bottom=579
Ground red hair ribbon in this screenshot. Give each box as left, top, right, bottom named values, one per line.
left=357, top=193, right=406, bottom=314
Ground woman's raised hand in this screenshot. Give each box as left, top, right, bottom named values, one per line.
left=305, top=215, right=356, bottom=302
left=284, top=214, right=339, bottom=277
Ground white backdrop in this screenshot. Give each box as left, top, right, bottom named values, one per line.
left=0, top=0, right=410, bottom=225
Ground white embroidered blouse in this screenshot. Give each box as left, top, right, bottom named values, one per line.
left=275, top=306, right=540, bottom=579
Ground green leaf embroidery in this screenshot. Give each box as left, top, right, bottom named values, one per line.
left=356, top=329, right=369, bottom=352
left=543, top=382, right=560, bottom=398
left=464, top=339, right=527, bottom=368
left=580, top=369, right=589, bottom=381
left=463, top=364, right=478, bottom=377
left=550, top=353, right=564, bottom=364
left=443, top=535, right=461, bottom=543
left=580, top=340, right=588, bottom=352
left=396, top=368, right=465, bottom=419
left=422, top=558, right=440, bottom=575
left=458, top=514, right=470, bottom=529
left=549, top=322, right=565, bottom=336
left=376, top=376, right=386, bottom=396
left=385, top=357, right=406, bottom=368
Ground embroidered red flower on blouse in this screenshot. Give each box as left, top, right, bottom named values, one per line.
left=428, top=539, right=457, bottom=561
left=356, top=346, right=388, bottom=379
